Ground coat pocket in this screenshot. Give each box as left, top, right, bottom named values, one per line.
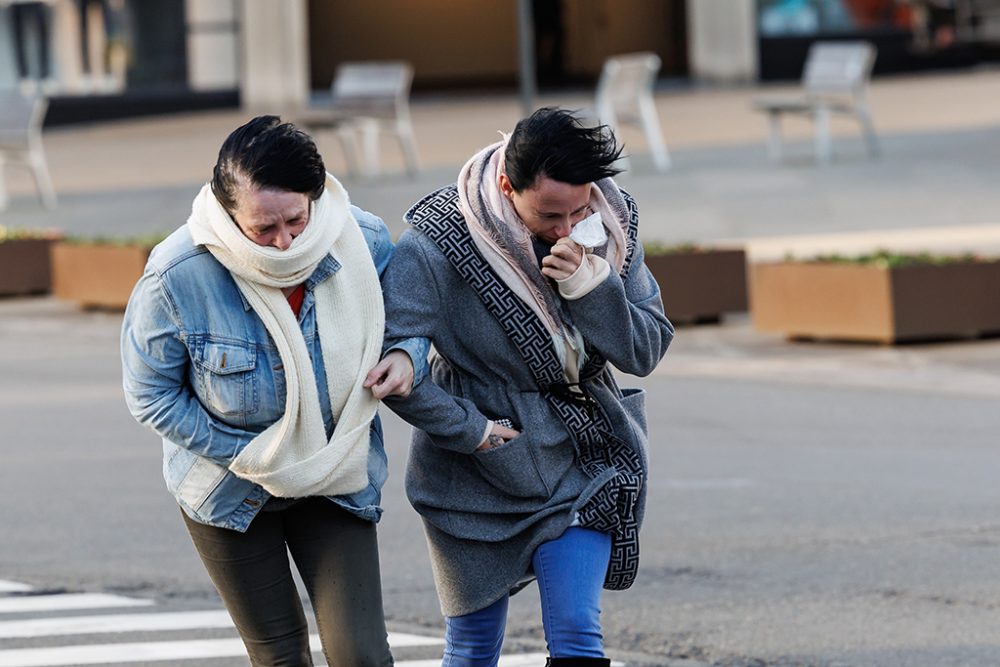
left=620, top=387, right=648, bottom=438
left=472, top=432, right=548, bottom=499
left=194, top=340, right=259, bottom=421
left=176, top=455, right=229, bottom=512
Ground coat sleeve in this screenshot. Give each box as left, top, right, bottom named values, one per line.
left=353, top=206, right=431, bottom=385
left=566, top=241, right=674, bottom=376
left=380, top=230, right=490, bottom=454
left=120, top=269, right=256, bottom=464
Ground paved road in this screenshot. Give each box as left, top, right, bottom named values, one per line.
left=2, top=295, right=999, bottom=666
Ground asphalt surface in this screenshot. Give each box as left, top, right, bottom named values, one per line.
left=2, top=298, right=999, bottom=666
left=2, top=73, right=1000, bottom=666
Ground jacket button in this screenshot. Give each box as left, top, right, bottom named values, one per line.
left=245, top=499, right=261, bottom=508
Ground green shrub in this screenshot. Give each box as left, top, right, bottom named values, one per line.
left=61, top=232, right=169, bottom=248
left=0, top=226, right=61, bottom=243
left=643, top=242, right=703, bottom=256
left=782, top=249, right=996, bottom=269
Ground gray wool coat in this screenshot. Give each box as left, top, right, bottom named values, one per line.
left=382, top=189, right=673, bottom=617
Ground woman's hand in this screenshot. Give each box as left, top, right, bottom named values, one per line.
left=475, top=423, right=520, bottom=452
left=364, top=350, right=415, bottom=399
left=541, top=237, right=584, bottom=281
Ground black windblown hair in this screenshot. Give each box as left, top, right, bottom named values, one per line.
left=211, top=115, right=326, bottom=214
left=503, top=107, right=623, bottom=191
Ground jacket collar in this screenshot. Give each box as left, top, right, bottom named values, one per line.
left=238, top=253, right=342, bottom=311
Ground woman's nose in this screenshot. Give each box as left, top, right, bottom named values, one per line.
left=273, top=228, right=293, bottom=250
left=554, top=219, right=574, bottom=238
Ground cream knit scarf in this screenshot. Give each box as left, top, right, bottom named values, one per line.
left=187, top=174, right=384, bottom=498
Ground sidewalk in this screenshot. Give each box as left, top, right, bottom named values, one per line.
left=2, top=67, right=999, bottom=258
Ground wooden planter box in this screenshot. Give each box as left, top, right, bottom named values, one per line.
left=645, top=249, right=748, bottom=323
left=51, top=242, right=151, bottom=310
left=750, top=260, right=1000, bottom=343
left=0, top=238, right=57, bottom=296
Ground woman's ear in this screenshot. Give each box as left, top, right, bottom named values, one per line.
left=498, top=173, right=515, bottom=200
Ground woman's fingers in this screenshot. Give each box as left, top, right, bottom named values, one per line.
left=541, top=239, right=583, bottom=280
left=476, top=424, right=521, bottom=451
left=493, top=425, right=519, bottom=439
left=365, top=351, right=415, bottom=399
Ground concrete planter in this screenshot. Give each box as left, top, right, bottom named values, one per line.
left=750, top=260, right=1000, bottom=343
left=645, top=248, right=748, bottom=323
left=51, top=242, right=151, bottom=310
left=0, top=238, right=57, bottom=296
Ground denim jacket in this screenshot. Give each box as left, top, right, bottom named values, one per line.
left=121, top=206, right=429, bottom=531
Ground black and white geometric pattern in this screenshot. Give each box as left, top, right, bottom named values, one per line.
left=407, top=185, right=645, bottom=590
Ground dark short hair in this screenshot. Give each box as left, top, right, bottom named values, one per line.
left=211, top=115, right=326, bottom=214
left=503, top=107, right=623, bottom=192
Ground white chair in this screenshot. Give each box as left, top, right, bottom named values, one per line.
left=0, top=91, right=57, bottom=210
left=594, top=52, right=670, bottom=172
left=753, top=41, right=879, bottom=165
left=300, top=61, right=419, bottom=178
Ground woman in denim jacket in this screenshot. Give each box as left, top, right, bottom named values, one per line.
left=121, top=116, right=427, bottom=666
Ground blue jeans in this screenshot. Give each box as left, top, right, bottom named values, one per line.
left=442, top=527, right=612, bottom=666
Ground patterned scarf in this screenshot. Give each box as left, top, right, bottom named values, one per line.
left=457, top=138, right=630, bottom=373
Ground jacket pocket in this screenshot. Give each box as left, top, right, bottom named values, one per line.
left=176, top=455, right=229, bottom=512
left=194, top=340, right=259, bottom=420
left=620, top=387, right=648, bottom=438
left=472, top=433, right=548, bottom=499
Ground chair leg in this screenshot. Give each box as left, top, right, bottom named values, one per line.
left=28, top=148, right=57, bottom=209
left=334, top=126, right=363, bottom=179
left=856, top=107, right=880, bottom=158
left=597, top=105, right=630, bottom=173
left=0, top=157, right=9, bottom=211
left=638, top=96, right=670, bottom=171
left=766, top=112, right=784, bottom=162
left=357, top=118, right=380, bottom=178
left=395, top=118, right=420, bottom=176
left=813, top=105, right=832, bottom=165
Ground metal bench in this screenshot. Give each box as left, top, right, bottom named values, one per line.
left=299, top=61, right=419, bottom=178
left=0, top=91, right=57, bottom=210
left=594, top=52, right=670, bottom=172
left=753, top=41, right=879, bottom=165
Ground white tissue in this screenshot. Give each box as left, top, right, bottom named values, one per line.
left=569, top=211, right=607, bottom=248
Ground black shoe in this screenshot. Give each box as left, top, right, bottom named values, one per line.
left=544, top=658, right=611, bottom=667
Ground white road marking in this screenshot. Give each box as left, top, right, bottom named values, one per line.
left=0, top=594, right=154, bottom=615
left=389, top=632, right=447, bottom=647
left=0, top=632, right=443, bottom=666
left=0, top=609, right=233, bottom=638
left=395, top=656, right=550, bottom=667
left=0, top=582, right=33, bottom=594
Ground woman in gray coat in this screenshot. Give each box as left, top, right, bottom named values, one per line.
left=382, top=108, right=673, bottom=667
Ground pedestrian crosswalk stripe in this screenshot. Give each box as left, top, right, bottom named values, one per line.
left=396, top=656, right=550, bottom=667
left=0, top=582, right=33, bottom=594
left=0, top=609, right=234, bottom=638
left=0, top=580, right=625, bottom=666
left=0, top=594, right=154, bottom=615
left=0, top=632, right=444, bottom=667
left=388, top=632, right=446, bottom=647
left=0, top=636, right=258, bottom=666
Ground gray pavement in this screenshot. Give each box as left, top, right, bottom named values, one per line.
left=2, top=72, right=1000, bottom=666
